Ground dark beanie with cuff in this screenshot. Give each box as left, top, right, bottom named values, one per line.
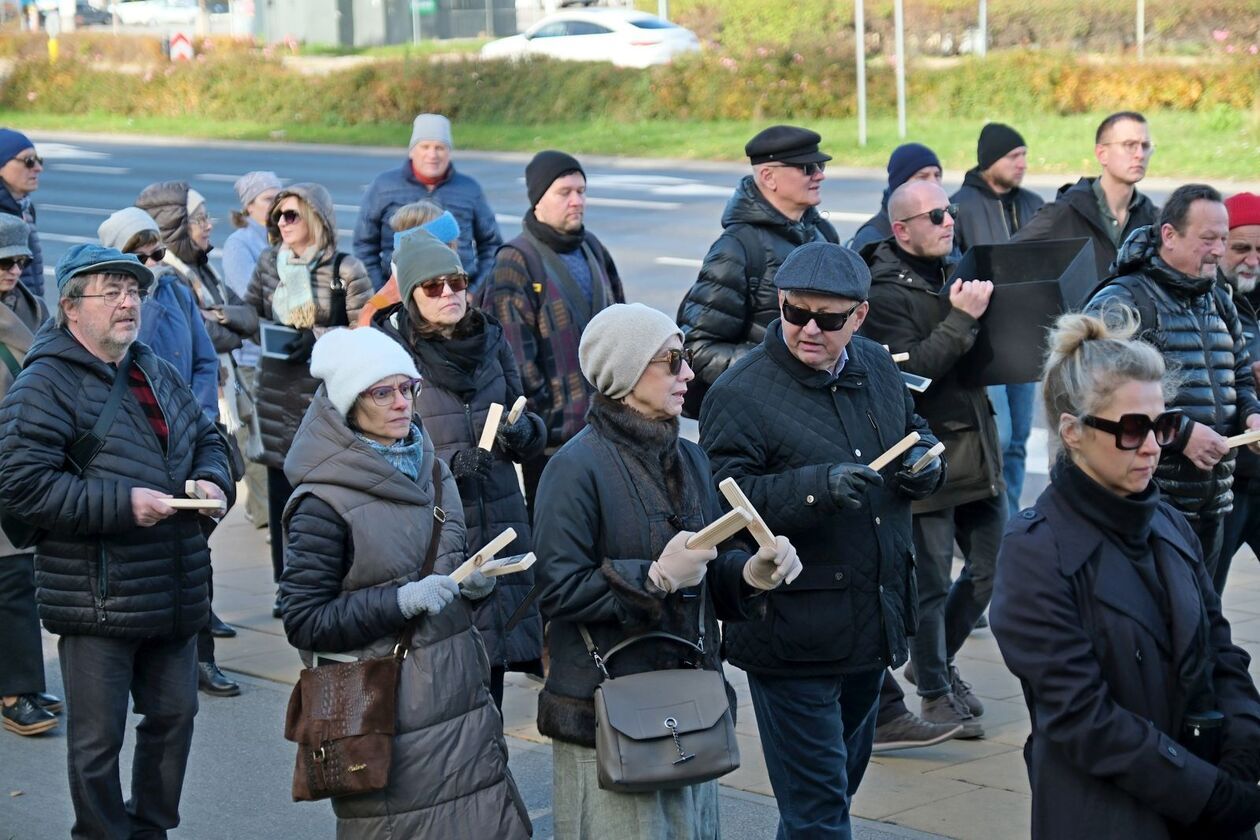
left=526, top=150, right=585, bottom=208
left=886, top=143, right=941, bottom=192
left=977, top=123, right=1026, bottom=171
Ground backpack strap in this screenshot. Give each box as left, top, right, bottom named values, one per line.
left=727, top=224, right=767, bottom=298
left=0, top=343, right=21, bottom=380
left=419, top=458, right=446, bottom=578
left=66, top=350, right=134, bottom=475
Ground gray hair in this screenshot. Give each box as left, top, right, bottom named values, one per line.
left=54, top=274, right=93, bottom=328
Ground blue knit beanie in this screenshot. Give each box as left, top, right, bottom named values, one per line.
left=886, top=143, right=941, bottom=191
left=0, top=129, right=33, bottom=165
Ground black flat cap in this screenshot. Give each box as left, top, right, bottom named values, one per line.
left=746, top=125, right=832, bottom=165
left=774, top=242, right=870, bottom=300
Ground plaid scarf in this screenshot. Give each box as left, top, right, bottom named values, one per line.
left=128, top=365, right=168, bottom=452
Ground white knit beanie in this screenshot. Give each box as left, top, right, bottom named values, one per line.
left=579, top=303, right=683, bottom=400
left=97, top=207, right=159, bottom=250
left=310, top=327, right=421, bottom=417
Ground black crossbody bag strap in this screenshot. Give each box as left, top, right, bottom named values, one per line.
left=579, top=585, right=708, bottom=680
left=66, top=350, right=134, bottom=475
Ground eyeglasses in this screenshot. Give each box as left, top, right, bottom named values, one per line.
left=11, top=155, right=42, bottom=170
left=898, top=204, right=959, bottom=226
left=273, top=209, right=302, bottom=226
left=781, top=300, right=863, bottom=332
left=769, top=161, right=826, bottom=177
left=134, top=247, right=166, bottom=265
left=1080, top=410, right=1183, bottom=450
left=649, top=348, right=694, bottom=376
left=0, top=256, right=31, bottom=272
left=188, top=212, right=213, bottom=228
left=1101, top=139, right=1156, bottom=156
left=416, top=274, right=470, bottom=298
left=361, top=378, right=422, bottom=406
left=76, top=287, right=149, bottom=306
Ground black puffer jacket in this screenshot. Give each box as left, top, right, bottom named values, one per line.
left=860, top=240, right=1003, bottom=512
left=0, top=326, right=232, bottom=638
left=677, top=175, right=838, bottom=389
left=374, top=306, right=545, bottom=668
left=533, top=395, right=761, bottom=747
left=701, top=327, right=939, bottom=676
left=950, top=168, right=1045, bottom=252
left=1086, top=226, right=1260, bottom=518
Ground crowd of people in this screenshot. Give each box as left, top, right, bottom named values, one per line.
left=2, top=106, right=1260, bottom=840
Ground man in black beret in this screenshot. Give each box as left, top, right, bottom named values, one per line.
left=484, top=150, right=625, bottom=513
left=676, top=124, right=839, bottom=419
left=701, top=241, right=944, bottom=837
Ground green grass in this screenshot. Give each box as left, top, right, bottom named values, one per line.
left=297, top=38, right=489, bottom=58
left=4, top=108, right=1257, bottom=180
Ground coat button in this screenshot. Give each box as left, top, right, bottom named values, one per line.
left=875, top=516, right=881, bottom=525
left=834, top=571, right=844, bottom=581
left=1168, top=746, right=1178, bottom=757
left=1021, top=510, right=1036, bottom=519
left=854, top=449, right=862, bottom=457
left=831, top=385, right=837, bottom=393
left=806, top=494, right=816, bottom=505
left=879, top=584, right=885, bottom=592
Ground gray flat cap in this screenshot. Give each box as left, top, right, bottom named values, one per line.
left=0, top=213, right=31, bottom=261
left=774, top=242, right=870, bottom=300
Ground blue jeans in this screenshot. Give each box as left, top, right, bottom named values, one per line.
left=988, top=382, right=1036, bottom=515
left=746, top=669, right=884, bottom=840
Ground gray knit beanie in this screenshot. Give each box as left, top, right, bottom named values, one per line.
left=579, top=303, right=683, bottom=400
left=393, top=229, right=465, bottom=306
left=409, top=113, right=453, bottom=152
left=97, top=207, right=159, bottom=250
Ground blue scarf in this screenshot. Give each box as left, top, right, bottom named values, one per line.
left=357, top=422, right=424, bottom=481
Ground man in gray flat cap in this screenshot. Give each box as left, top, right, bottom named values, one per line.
left=677, top=125, right=839, bottom=419
left=701, top=241, right=944, bottom=838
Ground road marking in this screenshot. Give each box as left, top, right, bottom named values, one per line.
left=656, top=257, right=702, bottom=268
left=40, top=203, right=113, bottom=216
left=820, top=210, right=871, bottom=223
left=51, top=164, right=129, bottom=175
left=495, top=214, right=521, bottom=226
left=194, top=173, right=248, bottom=182
left=39, top=232, right=98, bottom=244
left=1026, top=427, right=1049, bottom=476
left=30, top=142, right=110, bottom=161
left=586, top=197, right=681, bottom=211
left=650, top=183, right=736, bottom=198
left=333, top=204, right=360, bottom=214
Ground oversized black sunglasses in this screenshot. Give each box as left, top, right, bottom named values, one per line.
left=0, top=256, right=31, bottom=272
left=1080, top=410, right=1183, bottom=450
left=650, top=348, right=694, bottom=376
left=272, top=209, right=302, bottom=226
left=361, top=378, right=422, bottom=406
left=899, top=204, right=959, bottom=226
left=417, top=274, right=470, bottom=298
left=770, top=161, right=826, bottom=176
left=134, top=247, right=166, bottom=264
left=13, top=155, right=42, bottom=169
left=781, top=300, right=863, bottom=332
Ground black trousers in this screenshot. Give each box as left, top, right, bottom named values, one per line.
left=195, top=571, right=216, bottom=664
left=0, top=552, right=46, bottom=697
left=266, top=466, right=294, bottom=583
left=876, top=670, right=910, bottom=726
left=1220, top=482, right=1260, bottom=594
left=521, top=452, right=553, bottom=522
left=59, top=633, right=198, bottom=840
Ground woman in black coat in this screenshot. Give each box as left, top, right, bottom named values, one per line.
left=991, top=311, right=1260, bottom=840
left=374, top=230, right=546, bottom=707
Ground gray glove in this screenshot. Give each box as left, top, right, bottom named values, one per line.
left=827, top=463, right=884, bottom=509
left=459, top=568, right=496, bottom=601
left=396, top=575, right=460, bottom=618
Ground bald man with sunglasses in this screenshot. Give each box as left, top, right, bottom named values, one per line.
left=859, top=179, right=1006, bottom=742
left=701, top=242, right=943, bottom=838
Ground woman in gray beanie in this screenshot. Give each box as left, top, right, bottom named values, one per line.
left=531, top=302, right=800, bottom=838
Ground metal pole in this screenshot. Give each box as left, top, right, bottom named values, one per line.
left=413, top=8, right=421, bottom=44
left=977, top=0, right=987, bottom=57
left=486, top=0, right=493, bottom=37
left=855, top=0, right=866, bottom=147
left=893, top=0, right=906, bottom=139
left=658, top=0, right=668, bottom=21
left=1136, top=0, right=1145, bottom=61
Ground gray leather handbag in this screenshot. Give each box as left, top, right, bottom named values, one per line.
left=581, top=592, right=740, bottom=793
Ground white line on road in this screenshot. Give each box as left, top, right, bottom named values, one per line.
left=40, top=203, right=113, bottom=216
left=656, top=257, right=702, bottom=268
left=51, top=164, right=129, bottom=175
left=333, top=204, right=360, bottom=214
left=194, top=173, right=244, bottom=182
left=39, top=232, right=98, bottom=244
left=586, top=197, right=681, bottom=211
left=821, top=210, right=871, bottom=223
left=495, top=214, right=521, bottom=226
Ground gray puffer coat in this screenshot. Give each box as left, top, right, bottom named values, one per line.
left=280, top=387, right=531, bottom=839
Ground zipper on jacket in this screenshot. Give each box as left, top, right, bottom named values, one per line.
left=96, top=543, right=109, bottom=623
left=464, top=402, right=505, bottom=668
left=866, top=410, right=886, bottom=450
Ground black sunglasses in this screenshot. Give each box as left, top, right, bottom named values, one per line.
left=1080, top=410, right=1183, bottom=450
left=781, top=300, right=863, bottom=332
left=899, top=204, right=959, bottom=226
left=12, top=155, right=42, bottom=170
left=772, top=161, right=826, bottom=176
left=134, top=247, right=166, bottom=264
left=650, top=348, right=694, bottom=376
left=0, top=256, right=31, bottom=271
left=272, top=209, right=302, bottom=226
left=417, top=274, right=470, bottom=298
left=361, top=378, right=422, bottom=407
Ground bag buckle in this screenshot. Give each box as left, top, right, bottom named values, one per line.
left=312, top=746, right=327, bottom=763
left=664, top=716, right=695, bottom=765
left=433, top=506, right=447, bottom=524
left=590, top=651, right=610, bottom=680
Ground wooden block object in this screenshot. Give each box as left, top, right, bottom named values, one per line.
left=481, top=552, right=537, bottom=578
left=869, top=432, right=921, bottom=472
left=685, top=507, right=752, bottom=550
left=1227, top=429, right=1260, bottom=449
left=450, top=527, right=518, bottom=583
left=717, top=477, right=776, bottom=550
left=478, top=403, right=505, bottom=450
left=163, top=498, right=225, bottom=511
left=909, top=441, right=946, bottom=474
left=184, top=480, right=204, bottom=499
left=890, top=352, right=910, bottom=364
left=506, top=396, right=527, bottom=425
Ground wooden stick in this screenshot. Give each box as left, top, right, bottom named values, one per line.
left=450, top=527, right=518, bottom=583
left=890, top=352, right=910, bottom=364
left=910, top=441, right=946, bottom=474
left=685, top=507, right=752, bottom=550
left=478, top=403, right=505, bottom=450
left=163, top=498, right=225, bottom=511
left=184, top=480, right=206, bottom=499
left=718, top=477, right=776, bottom=551
left=869, top=432, right=921, bottom=472
left=506, top=396, right=527, bottom=425
left=481, top=552, right=537, bottom=578
left=1226, top=429, right=1260, bottom=449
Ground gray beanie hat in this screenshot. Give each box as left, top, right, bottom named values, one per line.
left=234, top=171, right=282, bottom=208
left=97, top=206, right=160, bottom=251
left=579, top=303, right=683, bottom=399
left=409, top=113, right=453, bottom=152
left=393, top=229, right=464, bottom=306
left=0, top=213, right=32, bottom=260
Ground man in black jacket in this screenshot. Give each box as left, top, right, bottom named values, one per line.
left=702, top=242, right=944, bottom=838
left=1013, top=111, right=1158, bottom=285
left=860, top=179, right=1006, bottom=739
left=850, top=142, right=943, bottom=252
left=0, top=245, right=232, bottom=839
left=1087, top=185, right=1260, bottom=592
left=952, top=123, right=1045, bottom=520
left=677, top=125, right=838, bottom=416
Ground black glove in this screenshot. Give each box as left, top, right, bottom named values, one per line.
left=895, top=442, right=944, bottom=501
left=1219, top=745, right=1260, bottom=784
left=449, top=448, right=492, bottom=482
left=282, top=328, right=316, bottom=364
left=826, top=464, right=884, bottom=510
left=495, top=412, right=537, bottom=455
left=1197, top=768, right=1260, bottom=834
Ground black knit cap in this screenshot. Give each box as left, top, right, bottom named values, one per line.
left=526, top=150, right=585, bottom=208
left=745, top=125, right=831, bottom=165
left=977, top=123, right=1026, bottom=171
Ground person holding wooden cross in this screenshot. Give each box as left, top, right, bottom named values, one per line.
left=701, top=241, right=944, bottom=838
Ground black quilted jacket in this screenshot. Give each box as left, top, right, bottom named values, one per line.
left=700, top=326, right=939, bottom=676
left=0, top=325, right=232, bottom=638
left=1086, top=226, right=1260, bottom=518
left=677, top=175, right=838, bottom=389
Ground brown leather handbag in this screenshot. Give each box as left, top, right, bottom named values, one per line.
left=283, top=460, right=445, bottom=802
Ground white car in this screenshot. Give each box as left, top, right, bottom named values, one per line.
left=481, top=9, right=700, bottom=69
left=108, top=0, right=199, bottom=27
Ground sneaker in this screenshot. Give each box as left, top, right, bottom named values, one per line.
left=3, top=696, right=58, bottom=736
left=921, top=692, right=984, bottom=739
left=872, top=711, right=963, bottom=753
left=949, top=665, right=984, bottom=717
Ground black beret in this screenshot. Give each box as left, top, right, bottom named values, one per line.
left=745, top=125, right=832, bottom=166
